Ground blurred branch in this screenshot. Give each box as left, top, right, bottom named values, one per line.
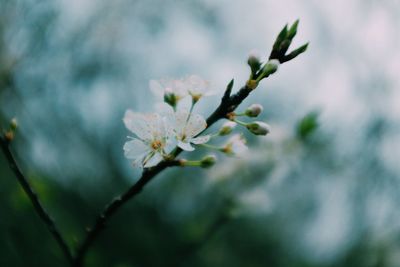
left=73, top=21, right=308, bottom=266
left=171, top=199, right=235, bottom=267
left=0, top=136, right=74, bottom=264
left=73, top=160, right=180, bottom=266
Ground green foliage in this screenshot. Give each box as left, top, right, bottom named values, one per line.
left=296, top=111, right=320, bottom=140
left=269, top=20, right=309, bottom=63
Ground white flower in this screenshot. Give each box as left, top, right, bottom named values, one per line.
left=123, top=110, right=175, bottom=168
left=221, top=134, right=248, bottom=156
left=149, top=78, right=189, bottom=103
left=173, top=111, right=210, bottom=151
left=184, top=75, right=215, bottom=100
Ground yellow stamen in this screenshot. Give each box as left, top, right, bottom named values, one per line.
left=151, top=140, right=163, bottom=150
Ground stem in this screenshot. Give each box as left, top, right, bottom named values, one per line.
left=180, top=160, right=202, bottom=167
left=234, top=118, right=248, bottom=127
left=0, top=137, right=74, bottom=264
left=199, top=143, right=222, bottom=151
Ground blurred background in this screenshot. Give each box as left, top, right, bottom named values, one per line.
left=1, top=0, right=400, bottom=266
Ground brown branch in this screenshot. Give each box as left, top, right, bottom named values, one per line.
left=0, top=137, right=74, bottom=264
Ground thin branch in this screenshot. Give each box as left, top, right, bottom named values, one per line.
left=170, top=202, right=233, bottom=267
left=73, top=83, right=256, bottom=266
left=72, top=160, right=180, bottom=266
left=73, top=20, right=308, bottom=264
left=0, top=137, right=74, bottom=264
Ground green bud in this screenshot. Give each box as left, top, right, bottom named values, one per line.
left=279, top=39, right=292, bottom=55
left=272, top=24, right=288, bottom=52
left=261, top=59, right=280, bottom=77
left=247, top=53, right=262, bottom=75
left=245, top=104, right=263, bottom=117
left=10, top=118, right=17, bottom=131
left=287, top=19, right=299, bottom=40
left=219, top=121, right=237, bottom=136
left=246, top=121, right=271, bottom=136
left=282, top=43, right=309, bottom=63
left=201, top=155, right=217, bottom=168
left=164, top=90, right=177, bottom=108
left=296, top=111, right=319, bottom=140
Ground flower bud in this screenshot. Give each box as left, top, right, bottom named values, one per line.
left=201, top=155, right=217, bottom=168
left=261, top=59, right=280, bottom=77
left=247, top=53, right=261, bottom=73
left=4, top=131, right=14, bottom=142
left=10, top=118, right=18, bottom=131
left=164, top=88, right=178, bottom=108
left=219, top=121, right=237, bottom=136
left=246, top=79, right=258, bottom=90
left=245, top=104, right=263, bottom=117
left=191, top=93, right=202, bottom=104
left=246, top=121, right=271, bottom=136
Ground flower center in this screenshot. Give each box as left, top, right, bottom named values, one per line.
left=151, top=140, right=164, bottom=150
left=181, top=133, right=187, bottom=141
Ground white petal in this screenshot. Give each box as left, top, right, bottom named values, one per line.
left=144, top=113, right=165, bottom=139
left=123, top=110, right=152, bottom=140
left=144, top=153, right=163, bottom=168
left=185, top=113, right=207, bottom=138
left=174, top=111, right=190, bottom=135
left=155, top=102, right=174, bottom=116
left=188, top=74, right=203, bottom=83
left=186, top=75, right=214, bottom=96
left=178, top=140, right=194, bottom=151
left=176, top=96, right=193, bottom=112
left=228, top=134, right=248, bottom=156
left=172, top=79, right=187, bottom=97
left=165, top=137, right=178, bottom=154
left=191, top=135, right=210, bottom=144
left=123, top=139, right=150, bottom=160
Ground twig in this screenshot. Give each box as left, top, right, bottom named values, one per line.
left=73, top=82, right=257, bottom=266
left=73, top=160, right=180, bottom=266
left=0, top=137, right=74, bottom=264
left=170, top=201, right=234, bottom=267
left=74, top=20, right=308, bottom=266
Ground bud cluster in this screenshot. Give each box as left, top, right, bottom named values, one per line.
left=2, top=118, right=18, bottom=143
left=246, top=20, right=308, bottom=90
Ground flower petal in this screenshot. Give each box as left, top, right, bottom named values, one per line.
left=123, top=139, right=150, bottom=160
left=173, top=111, right=190, bottom=136
left=227, top=134, right=248, bottom=156
left=185, top=113, right=207, bottom=138
left=191, top=135, right=210, bottom=144
left=178, top=140, right=194, bottom=151
left=144, top=152, right=164, bottom=168
left=123, top=110, right=152, bottom=140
